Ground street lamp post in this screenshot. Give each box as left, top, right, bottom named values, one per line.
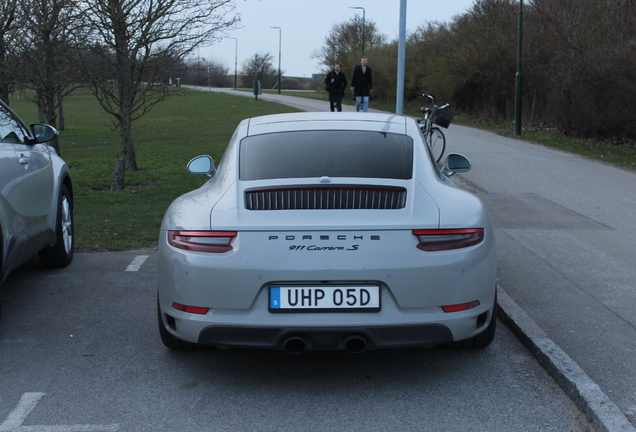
left=270, top=27, right=282, bottom=94
left=514, top=0, right=523, bottom=135
left=230, top=37, right=238, bottom=90
left=396, top=0, right=407, bottom=115
left=349, top=6, right=365, bottom=55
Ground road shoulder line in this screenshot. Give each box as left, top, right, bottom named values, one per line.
left=497, top=285, right=636, bottom=432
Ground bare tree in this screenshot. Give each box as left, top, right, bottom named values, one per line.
left=529, top=0, right=636, bottom=138
left=442, top=0, right=519, bottom=118
left=312, top=16, right=386, bottom=79
left=13, top=0, right=84, bottom=154
left=0, top=0, right=19, bottom=103
left=181, top=57, right=231, bottom=87
left=239, top=52, right=278, bottom=89
left=77, top=0, right=239, bottom=191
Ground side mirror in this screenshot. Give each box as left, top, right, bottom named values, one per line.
left=441, top=153, right=472, bottom=177
left=30, top=124, right=58, bottom=143
left=187, top=155, right=216, bottom=178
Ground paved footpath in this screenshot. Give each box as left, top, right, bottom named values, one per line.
left=200, top=87, right=636, bottom=431
left=445, top=124, right=636, bottom=432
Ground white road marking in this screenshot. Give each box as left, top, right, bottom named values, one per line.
left=125, top=255, right=149, bottom=272
left=19, top=426, right=119, bottom=431
left=0, top=392, right=119, bottom=432
left=0, top=392, right=44, bottom=430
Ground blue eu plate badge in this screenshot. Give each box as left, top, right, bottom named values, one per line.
left=270, top=287, right=281, bottom=309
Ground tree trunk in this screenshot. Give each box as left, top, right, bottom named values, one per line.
left=43, top=96, right=60, bottom=154
left=111, top=150, right=127, bottom=192
left=37, top=98, right=46, bottom=122
left=111, top=115, right=133, bottom=191
left=0, top=44, right=9, bottom=104
left=117, top=50, right=138, bottom=172
left=125, top=135, right=138, bottom=171
left=57, top=89, right=65, bottom=131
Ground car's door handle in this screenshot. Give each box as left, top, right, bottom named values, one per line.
left=19, top=154, right=29, bottom=165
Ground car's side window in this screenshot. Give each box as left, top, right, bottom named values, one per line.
left=0, top=105, right=26, bottom=143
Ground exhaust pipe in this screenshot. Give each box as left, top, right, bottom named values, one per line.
left=283, top=335, right=308, bottom=355
left=344, top=335, right=368, bottom=354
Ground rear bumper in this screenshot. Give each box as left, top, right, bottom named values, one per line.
left=157, top=227, right=497, bottom=351
left=198, top=324, right=454, bottom=350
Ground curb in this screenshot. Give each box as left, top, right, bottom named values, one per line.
left=496, top=285, right=636, bottom=432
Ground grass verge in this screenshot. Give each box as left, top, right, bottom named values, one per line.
left=9, top=89, right=300, bottom=251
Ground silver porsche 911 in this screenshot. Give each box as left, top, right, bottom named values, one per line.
left=157, top=112, right=496, bottom=353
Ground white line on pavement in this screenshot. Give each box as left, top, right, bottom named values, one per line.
left=0, top=393, right=119, bottom=432
left=0, top=392, right=44, bottom=431
left=125, top=255, right=149, bottom=272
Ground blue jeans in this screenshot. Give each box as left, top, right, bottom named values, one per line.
left=356, top=96, right=369, bottom=112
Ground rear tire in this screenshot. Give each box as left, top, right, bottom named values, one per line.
left=38, top=184, right=74, bottom=268
left=1, top=232, right=3, bottom=322
left=157, top=298, right=197, bottom=351
left=443, top=302, right=497, bottom=349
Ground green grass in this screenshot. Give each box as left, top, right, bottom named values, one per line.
left=7, top=88, right=634, bottom=251
left=9, top=89, right=300, bottom=251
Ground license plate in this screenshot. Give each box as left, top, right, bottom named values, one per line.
left=269, top=286, right=380, bottom=312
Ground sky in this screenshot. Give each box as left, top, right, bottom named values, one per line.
left=201, top=0, right=477, bottom=78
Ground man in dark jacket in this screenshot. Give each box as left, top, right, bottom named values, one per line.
left=325, top=63, right=347, bottom=112
left=350, top=56, right=373, bottom=112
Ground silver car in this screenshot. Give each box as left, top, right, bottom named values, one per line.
left=157, top=112, right=496, bottom=353
left=0, top=99, right=73, bottom=319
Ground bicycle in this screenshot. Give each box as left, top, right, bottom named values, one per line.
left=417, top=93, right=454, bottom=163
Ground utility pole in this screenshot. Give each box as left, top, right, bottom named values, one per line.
left=230, top=37, right=238, bottom=89
left=270, top=27, right=282, bottom=94
left=349, top=7, right=366, bottom=55
left=514, top=0, right=524, bottom=136
left=396, top=0, right=407, bottom=115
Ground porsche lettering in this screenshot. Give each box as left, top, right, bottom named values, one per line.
left=269, top=235, right=380, bottom=241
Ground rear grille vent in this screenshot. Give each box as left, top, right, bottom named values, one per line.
left=245, top=187, right=407, bottom=210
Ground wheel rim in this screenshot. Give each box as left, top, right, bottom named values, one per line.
left=60, top=195, right=73, bottom=253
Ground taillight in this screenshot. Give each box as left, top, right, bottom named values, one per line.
left=167, top=231, right=236, bottom=253
left=172, top=303, right=209, bottom=314
left=413, top=228, right=484, bottom=251
left=442, top=300, right=480, bottom=313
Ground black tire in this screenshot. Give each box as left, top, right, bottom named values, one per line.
left=38, top=184, right=74, bottom=268
left=428, top=127, right=446, bottom=163
left=157, top=298, right=197, bottom=351
left=443, top=302, right=497, bottom=349
left=0, top=231, right=3, bottom=282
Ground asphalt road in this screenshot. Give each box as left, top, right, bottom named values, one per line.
left=0, top=251, right=590, bottom=432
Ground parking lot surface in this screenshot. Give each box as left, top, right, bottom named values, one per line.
left=0, top=251, right=591, bottom=431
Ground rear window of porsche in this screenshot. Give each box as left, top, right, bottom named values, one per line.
left=239, top=130, right=413, bottom=181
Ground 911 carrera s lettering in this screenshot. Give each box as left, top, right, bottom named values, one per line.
left=288, top=245, right=360, bottom=251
